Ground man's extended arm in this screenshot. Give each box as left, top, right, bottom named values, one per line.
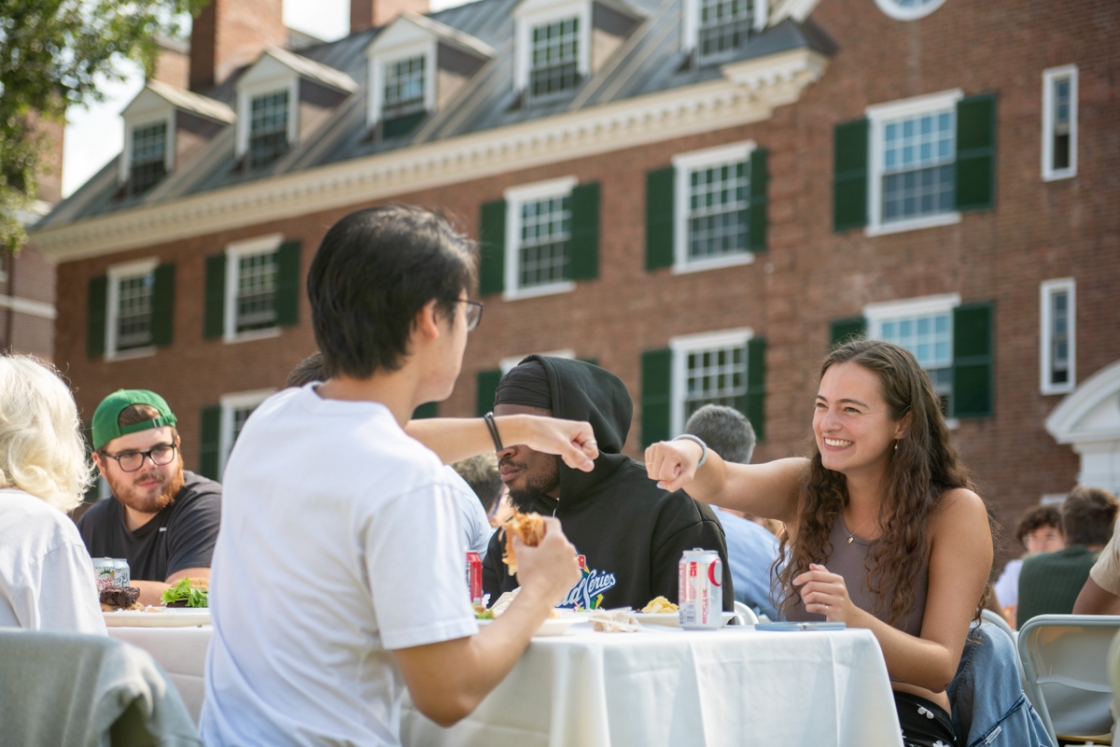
left=1073, top=577, right=1120, bottom=615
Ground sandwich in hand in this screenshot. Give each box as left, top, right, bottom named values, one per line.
left=502, top=512, right=546, bottom=575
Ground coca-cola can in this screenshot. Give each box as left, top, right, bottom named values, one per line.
left=93, top=558, right=116, bottom=591
left=678, top=548, right=723, bottom=630
left=465, top=552, right=483, bottom=605
left=113, top=558, right=131, bottom=589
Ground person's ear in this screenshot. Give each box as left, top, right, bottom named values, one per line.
left=893, top=410, right=913, bottom=440
left=91, top=452, right=107, bottom=477
left=413, top=299, right=442, bottom=341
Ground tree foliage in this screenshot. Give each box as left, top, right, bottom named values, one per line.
left=0, top=0, right=210, bottom=252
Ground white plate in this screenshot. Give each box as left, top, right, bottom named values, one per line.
left=477, top=616, right=583, bottom=636
left=632, top=612, right=738, bottom=628
left=103, top=607, right=211, bottom=628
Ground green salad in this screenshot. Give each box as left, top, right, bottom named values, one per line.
left=161, top=578, right=208, bottom=608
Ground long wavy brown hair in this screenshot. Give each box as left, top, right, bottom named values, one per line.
left=774, top=339, right=977, bottom=627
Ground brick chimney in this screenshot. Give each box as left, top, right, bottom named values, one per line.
left=190, top=0, right=288, bottom=92
left=351, top=0, right=431, bottom=33
left=151, top=35, right=190, bottom=89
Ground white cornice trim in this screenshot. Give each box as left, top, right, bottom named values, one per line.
left=0, top=294, right=57, bottom=320
left=31, top=48, right=827, bottom=264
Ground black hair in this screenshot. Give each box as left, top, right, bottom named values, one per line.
left=307, top=206, right=476, bottom=379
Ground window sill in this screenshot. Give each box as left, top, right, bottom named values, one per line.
left=224, top=327, right=281, bottom=344
left=1041, top=383, right=1076, bottom=396
left=106, top=346, right=156, bottom=362
left=1043, top=170, right=1076, bottom=182
left=866, top=212, right=961, bottom=237
left=671, top=252, right=755, bottom=275
left=502, top=282, right=576, bottom=302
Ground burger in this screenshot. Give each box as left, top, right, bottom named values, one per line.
left=501, top=512, right=546, bottom=575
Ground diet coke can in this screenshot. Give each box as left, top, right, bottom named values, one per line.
left=678, top=548, right=723, bottom=629
left=93, top=558, right=116, bottom=591
left=465, top=552, right=483, bottom=605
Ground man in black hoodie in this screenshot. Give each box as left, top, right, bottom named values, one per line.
left=483, top=356, right=734, bottom=612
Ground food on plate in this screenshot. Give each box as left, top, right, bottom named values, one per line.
left=484, top=589, right=562, bottom=619
left=100, top=586, right=142, bottom=611
left=641, top=596, right=679, bottom=614
left=161, top=577, right=209, bottom=608
left=474, top=604, right=494, bottom=620
left=501, top=512, right=546, bottom=575
left=588, top=609, right=641, bottom=633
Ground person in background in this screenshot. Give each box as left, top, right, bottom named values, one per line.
left=683, top=405, right=780, bottom=620
left=488, top=490, right=515, bottom=530
left=1073, top=488, right=1120, bottom=615
left=286, top=351, right=492, bottom=557
left=79, top=390, right=221, bottom=607
left=1017, top=486, right=1119, bottom=628
left=452, top=453, right=502, bottom=516
left=0, top=355, right=105, bottom=634
left=993, top=504, right=1064, bottom=627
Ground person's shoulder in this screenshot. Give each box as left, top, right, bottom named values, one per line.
left=930, top=486, right=987, bottom=528
left=176, top=472, right=223, bottom=502
left=76, top=495, right=115, bottom=528
left=0, top=490, right=85, bottom=548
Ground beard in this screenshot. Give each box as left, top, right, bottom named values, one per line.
left=107, top=457, right=185, bottom=516
left=503, top=458, right=561, bottom=513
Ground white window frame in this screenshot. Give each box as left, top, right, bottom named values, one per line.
left=503, top=176, right=579, bottom=301
left=866, top=89, right=963, bottom=237
left=218, top=388, right=275, bottom=478
left=500, top=349, right=575, bottom=374
left=872, top=0, right=947, bottom=22
left=367, top=37, right=437, bottom=129
left=682, top=0, right=768, bottom=58
left=119, top=112, right=175, bottom=186
left=223, top=233, right=284, bottom=343
left=235, top=74, right=299, bottom=160
left=514, top=0, right=592, bottom=97
left=864, top=293, right=960, bottom=427
left=671, top=140, right=757, bottom=274
left=669, top=327, right=753, bottom=437
left=1040, top=277, right=1076, bottom=395
left=105, top=257, right=159, bottom=361
left=1042, top=65, right=1078, bottom=182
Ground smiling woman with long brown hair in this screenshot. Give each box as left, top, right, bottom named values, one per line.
left=645, top=339, right=993, bottom=747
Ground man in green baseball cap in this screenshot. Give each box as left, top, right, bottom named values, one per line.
left=78, top=389, right=222, bottom=606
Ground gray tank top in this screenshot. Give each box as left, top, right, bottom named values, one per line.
left=784, top=514, right=928, bottom=637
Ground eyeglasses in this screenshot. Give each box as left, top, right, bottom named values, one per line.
left=102, top=443, right=178, bottom=473
left=460, top=300, right=484, bottom=332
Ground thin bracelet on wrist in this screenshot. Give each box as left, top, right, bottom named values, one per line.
left=484, top=412, right=504, bottom=452
left=671, top=434, right=708, bottom=468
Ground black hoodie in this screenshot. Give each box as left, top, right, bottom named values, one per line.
left=483, top=357, right=734, bottom=611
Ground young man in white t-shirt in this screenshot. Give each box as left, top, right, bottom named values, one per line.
left=200, top=206, right=593, bottom=746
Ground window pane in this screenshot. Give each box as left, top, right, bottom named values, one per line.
left=877, top=311, right=952, bottom=369
left=698, top=0, right=754, bottom=60
left=529, top=18, right=580, bottom=97
left=1050, top=289, right=1070, bottom=385
left=249, top=91, right=289, bottom=169
left=880, top=107, right=955, bottom=223
left=130, top=121, right=167, bottom=194
left=116, top=273, right=154, bottom=350
left=518, top=194, right=571, bottom=288
left=383, top=55, right=426, bottom=118
left=236, top=250, right=279, bottom=332
left=686, top=158, right=750, bottom=261
left=682, top=342, right=748, bottom=423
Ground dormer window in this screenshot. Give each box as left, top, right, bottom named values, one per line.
left=129, top=121, right=169, bottom=195
left=530, top=17, right=580, bottom=97
left=382, top=55, right=427, bottom=136
left=248, top=90, right=291, bottom=169
left=683, top=0, right=767, bottom=64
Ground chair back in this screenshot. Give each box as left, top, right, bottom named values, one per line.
left=733, top=601, right=759, bottom=625
left=1017, top=614, right=1120, bottom=742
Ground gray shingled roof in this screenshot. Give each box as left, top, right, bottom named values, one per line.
left=36, top=0, right=835, bottom=231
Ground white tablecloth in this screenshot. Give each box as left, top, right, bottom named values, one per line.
left=107, top=625, right=211, bottom=724
left=403, top=625, right=903, bottom=747
left=107, top=623, right=903, bottom=746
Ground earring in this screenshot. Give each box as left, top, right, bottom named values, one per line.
left=894, top=440, right=899, bottom=451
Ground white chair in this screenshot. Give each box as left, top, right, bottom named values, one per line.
left=732, top=601, right=759, bottom=626
left=1017, top=614, right=1120, bottom=745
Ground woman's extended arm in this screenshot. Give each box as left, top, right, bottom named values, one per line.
left=406, top=415, right=597, bottom=470
left=644, top=439, right=806, bottom=524
left=796, top=488, right=992, bottom=693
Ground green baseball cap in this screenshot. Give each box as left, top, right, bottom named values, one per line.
left=91, top=390, right=178, bottom=451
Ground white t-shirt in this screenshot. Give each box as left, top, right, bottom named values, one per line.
left=0, top=489, right=106, bottom=635
left=200, top=385, right=478, bottom=747
left=445, top=466, right=494, bottom=559
left=993, top=558, right=1023, bottom=608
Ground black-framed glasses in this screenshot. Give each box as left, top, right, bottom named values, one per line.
left=461, top=300, right=484, bottom=332
left=103, top=443, right=178, bottom=473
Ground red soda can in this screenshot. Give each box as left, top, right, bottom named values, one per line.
left=678, top=548, right=723, bottom=629
left=466, top=552, right=483, bottom=605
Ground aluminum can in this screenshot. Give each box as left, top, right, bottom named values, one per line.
left=113, top=558, right=131, bottom=589
left=678, top=548, right=723, bottom=629
left=93, top=558, right=116, bottom=591
left=465, top=552, right=483, bottom=605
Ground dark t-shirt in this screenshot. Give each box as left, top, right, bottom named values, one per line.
left=77, top=470, right=222, bottom=582
left=1016, top=544, right=1098, bottom=628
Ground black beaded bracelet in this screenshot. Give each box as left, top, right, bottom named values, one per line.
left=484, top=411, right=504, bottom=452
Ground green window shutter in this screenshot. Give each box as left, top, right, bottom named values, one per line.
left=579, top=357, right=599, bottom=367
left=641, top=348, right=672, bottom=447
left=645, top=166, right=675, bottom=270
left=199, top=405, right=222, bottom=480
left=87, top=275, right=108, bottom=358
left=479, top=200, right=506, bottom=296
left=476, top=369, right=503, bottom=417
left=952, top=301, right=994, bottom=419
left=203, top=254, right=226, bottom=339
left=748, top=148, right=769, bottom=252
left=568, top=182, right=600, bottom=281
left=830, top=317, right=867, bottom=347
left=275, top=240, right=301, bottom=327
left=412, top=402, right=439, bottom=419
left=150, top=263, right=175, bottom=347
left=955, top=94, right=997, bottom=212
left=833, top=119, right=869, bottom=232
left=744, top=337, right=767, bottom=441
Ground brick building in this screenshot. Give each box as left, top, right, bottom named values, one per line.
left=30, top=0, right=1120, bottom=561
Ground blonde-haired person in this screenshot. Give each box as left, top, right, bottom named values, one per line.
left=0, top=355, right=105, bottom=634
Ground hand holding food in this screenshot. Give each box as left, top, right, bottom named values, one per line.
left=502, top=512, right=547, bottom=575
left=507, top=515, right=582, bottom=608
